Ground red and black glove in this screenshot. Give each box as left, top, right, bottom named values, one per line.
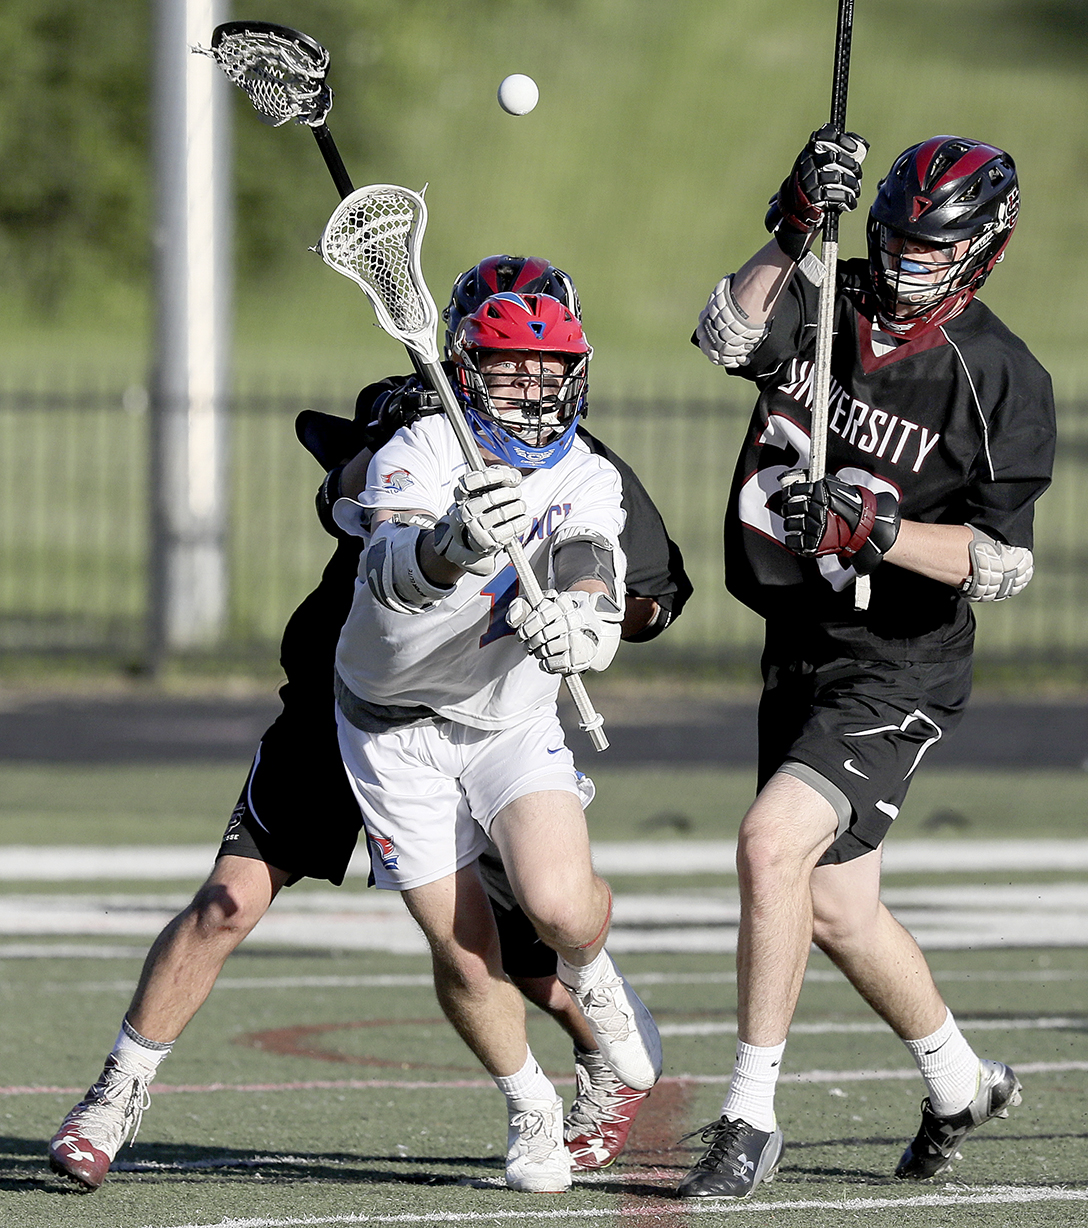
left=782, top=474, right=900, bottom=575
left=765, top=125, right=869, bottom=261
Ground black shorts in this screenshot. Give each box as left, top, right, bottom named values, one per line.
left=217, top=683, right=365, bottom=886
left=757, top=647, right=973, bottom=865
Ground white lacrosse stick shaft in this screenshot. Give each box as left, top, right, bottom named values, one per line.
left=320, top=185, right=609, bottom=751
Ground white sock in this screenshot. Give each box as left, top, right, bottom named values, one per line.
left=902, top=1009, right=981, bottom=1115
left=557, top=949, right=612, bottom=993
left=721, top=1039, right=785, bottom=1133
left=493, top=1049, right=557, bottom=1110
left=111, top=1016, right=174, bottom=1074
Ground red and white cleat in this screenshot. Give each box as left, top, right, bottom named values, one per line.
left=48, top=1054, right=152, bottom=1191
left=564, top=1048, right=651, bottom=1170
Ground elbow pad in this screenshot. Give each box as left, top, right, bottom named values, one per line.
left=961, top=528, right=1034, bottom=602
left=363, top=515, right=452, bottom=615
left=694, top=276, right=769, bottom=368
left=550, top=529, right=619, bottom=604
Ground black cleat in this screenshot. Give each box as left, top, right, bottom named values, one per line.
left=895, top=1059, right=1022, bottom=1180
left=676, top=1114, right=784, bottom=1199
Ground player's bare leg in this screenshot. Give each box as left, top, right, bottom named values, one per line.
left=129, top=855, right=290, bottom=1040
left=402, top=864, right=570, bottom=1191
left=678, top=772, right=835, bottom=1198
left=49, top=854, right=289, bottom=1190
left=490, top=791, right=609, bottom=963
left=810, top=848, right=945, bottom=1039
left=403, top=864, right=530, bottom=1076
left=491, top=790, right=661, bottom=1092
left=735, top=772, right=838, bottom=1046
left=810, top=850, right=1021, bottom=1178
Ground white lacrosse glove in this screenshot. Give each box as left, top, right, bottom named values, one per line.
left=507, top=589, right=623, bottom=675
left=432, top=465, right=530, bottom=576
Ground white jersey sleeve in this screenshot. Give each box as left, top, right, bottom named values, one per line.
left=335, top=421, right=626, bottom=729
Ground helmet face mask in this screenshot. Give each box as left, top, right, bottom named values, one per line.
left=452, top=293, right=591, bottom=469
left=866, top=136, right=1019, bottom=332
left=869, top=226, right=975, bottom=324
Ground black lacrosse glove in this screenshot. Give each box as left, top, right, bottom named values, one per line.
left=765, top=125, right=869, bottom=261
left=362, top=375, right=443, bottom=452
left=782, top=473, right=900, bottom=575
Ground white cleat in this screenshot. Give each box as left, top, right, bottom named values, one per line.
left=561, top=954, right=662, bottom=1092
left=48, top=1054, right=153, bottom=1190
left=505, top=1097, right=571, bottom=1193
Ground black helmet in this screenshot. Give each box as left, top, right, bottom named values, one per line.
left=443, top=255, right=580, bottom=354
left=866, top=137, right=1019, bottom=330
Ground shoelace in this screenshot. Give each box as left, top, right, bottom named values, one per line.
left=678, top=1118, right=751, bottom=1175
left=510, top=1107, right=560, bottom=1161
left=66, top=1065, right=152, bottom=1150
left=578, top=981, right=634, bottom=1042
left=566, top=1059, right=640, bottom=1132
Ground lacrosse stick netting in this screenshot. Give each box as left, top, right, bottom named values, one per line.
left=195, top=22, right=332, bottom=127
left=320, top=184, right=609, bottom=750
left=321, top=187, right=438, bottom=353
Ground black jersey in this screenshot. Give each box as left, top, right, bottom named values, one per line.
left=723, top=258, right=1055, bottom=662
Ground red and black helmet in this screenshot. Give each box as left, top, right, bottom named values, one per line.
left=451, top=293, right=591, bottom=468
left=443, top=255, right=580, bottom=354
left=866, top=136, right=1019, bottom=330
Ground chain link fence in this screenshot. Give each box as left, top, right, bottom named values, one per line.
left=2, top=383, right=1085, bottom=675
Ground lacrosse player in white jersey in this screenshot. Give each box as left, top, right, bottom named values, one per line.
left=330, top=290, right=660, bottom=1193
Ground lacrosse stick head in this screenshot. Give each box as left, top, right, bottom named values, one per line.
left=198, top=21, right=333, bottom=128
left=320, top=185, right=441, bottom=366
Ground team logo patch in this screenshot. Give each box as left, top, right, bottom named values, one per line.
left=369, top=833, right=399, bottom=870
left=380, top=468, right=414, bottom=493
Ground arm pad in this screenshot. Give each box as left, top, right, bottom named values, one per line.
left=363, top=514, right=451, bottom=615
left=550, top=530, right=619, bottom=603
left=961, top=528, right=1034, bottom=601
left=694, top=276, right=769, bottom=369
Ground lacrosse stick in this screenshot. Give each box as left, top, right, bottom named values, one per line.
left=807, top=0, right=870, bottom=609
left=320, top=184, right=609, bottom=751
left=196, top=21, right=354, bottom=200
left=809, top=0, right=854, bottom=485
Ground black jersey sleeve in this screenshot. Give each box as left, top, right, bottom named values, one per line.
left=576, top=426, right=693, bottom=639
left=955, top=318, right=1055, bottom=550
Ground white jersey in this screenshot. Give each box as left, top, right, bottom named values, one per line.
left=334, top=415, right=627, bottom=730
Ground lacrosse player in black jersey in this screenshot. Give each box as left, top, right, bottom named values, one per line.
left=48, top=257, right=691, bottom=1192
left=678, top=132, right=1054, bottom=1199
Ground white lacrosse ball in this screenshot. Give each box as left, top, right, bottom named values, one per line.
left=497, top=74, right=539, bottom=115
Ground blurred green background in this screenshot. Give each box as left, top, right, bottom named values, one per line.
left=2, top=0, right=1087, bottom=396
left=2, top=0, right=1086, bottom=679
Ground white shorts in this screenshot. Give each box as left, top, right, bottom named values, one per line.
left=335, top=706, right=594, bottom=891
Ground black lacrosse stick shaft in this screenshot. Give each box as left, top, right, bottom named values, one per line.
left=822, top=0, right=855, bottom=245
left=312, top=124, right=355, bottom=199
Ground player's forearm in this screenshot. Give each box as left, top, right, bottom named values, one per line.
left=729, top=240, right=799, bottom=326
left=621, top=595, right=659, bottom=639
left=884, top=521, right=973, bottom=589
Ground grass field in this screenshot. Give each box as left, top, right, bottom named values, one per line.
left=2, top=758, right=1087, bottom=1226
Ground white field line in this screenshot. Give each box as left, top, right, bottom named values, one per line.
left=27, top=967, right=1088, bottom=993
left=8, top=838, right=1088, bottom=880
left=7, top=1059, right=1088, bottom=1099
left=136, top=1184, right=1088, bottom=1228
left=6, top=883, right=1088, bottom=951
left=660, top=1015, right=1088, bottom=1038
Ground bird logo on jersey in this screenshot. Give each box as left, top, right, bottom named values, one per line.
left=380, top=469, right=414, bottom=493
left=368, top=832, right=399, bottom=870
